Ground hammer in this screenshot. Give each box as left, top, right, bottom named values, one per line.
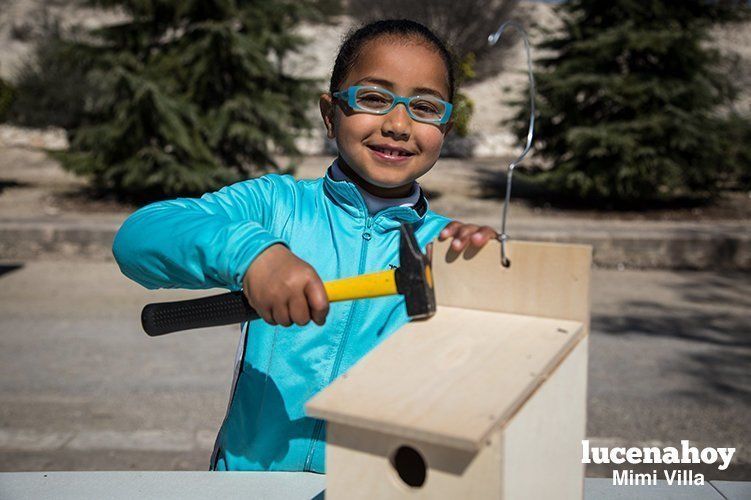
left=141, top=223, right=436, bottom=336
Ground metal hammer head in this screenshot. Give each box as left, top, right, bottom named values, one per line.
left=395, top=223, right=436, bottom=320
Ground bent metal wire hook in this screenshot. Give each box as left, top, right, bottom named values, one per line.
left=487, top=20, right=536, bottom=267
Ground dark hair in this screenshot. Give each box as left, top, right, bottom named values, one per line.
left=329, top=19, right=456, bottom=103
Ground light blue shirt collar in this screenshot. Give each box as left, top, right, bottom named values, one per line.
left=329, top=159, right=421, bottom=215
left=322, top=158, right=429, bottom=230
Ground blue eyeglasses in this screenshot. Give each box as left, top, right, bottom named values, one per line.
left=332, top=85, right=453, bottom=125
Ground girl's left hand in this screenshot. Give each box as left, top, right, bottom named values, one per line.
left=438, top=221, right=498, bottom=252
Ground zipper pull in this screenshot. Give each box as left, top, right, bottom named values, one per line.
left=363, top=216, right=373, bottom=240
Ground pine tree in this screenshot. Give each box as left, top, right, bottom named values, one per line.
left=515, top=0, right=750, bottom=205
left=60, top=0, right=330, bottom=201
left=0, top=76, right=14, bottom=122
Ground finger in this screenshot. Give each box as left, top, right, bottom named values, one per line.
left=248, top=294, right=275, bottom=325
left=256, top=305, right=276, bottom=326
left=451, top=239, right=470, bottom=252
left=451, top=225, right=479, bottom=251
left=305, top=278, right=330, bottom=326
left=469, top=226, right=498, bottom=247
left=288, top=293, right=311, bottom=326
left=271, top=303, right=292, bottom=327
left=438, top=221, right=462, bottom=241
left=456, top=224, right=480, bottom=240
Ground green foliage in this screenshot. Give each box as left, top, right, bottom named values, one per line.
left=58, top=0, right=330, bottom=201
left=6, top=31, right=92, bottom=129
left=0, top=76, right=14, bottom=122
left=451, top=53, right=477, bottom=137
left=514, top=0, right=751, bottom=205
left=721, top=112, right=751, bottom=189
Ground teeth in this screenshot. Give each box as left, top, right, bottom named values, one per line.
left=373, top=146, right=408, bottom=157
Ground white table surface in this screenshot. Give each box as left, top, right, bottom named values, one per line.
left=0, top=472, right=748, bottom=499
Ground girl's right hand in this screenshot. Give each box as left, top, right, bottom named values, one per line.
left=243, top=244, right=330, bottom=327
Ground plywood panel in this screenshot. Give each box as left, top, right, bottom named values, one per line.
left=431, top=239, right=592, bottom=327
left=502, top=338, right=588, bottom=500
left=306, top=307, right=584, bottom=450
left=325, top=423, right=503, bottom=499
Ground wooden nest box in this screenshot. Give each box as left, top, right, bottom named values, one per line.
left=306, top=239, right=592, bottom=499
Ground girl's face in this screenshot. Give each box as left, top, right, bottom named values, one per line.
left=320, top=37, right=452, bottom=198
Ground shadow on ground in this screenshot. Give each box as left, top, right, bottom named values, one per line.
left=593, top=271, right=751, bottom=403
left=0, top=263, right=24, bottom=278
left=0, top=180, right=29, bottom=195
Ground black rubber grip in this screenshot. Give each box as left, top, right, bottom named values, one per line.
left=141, top=291, right=260, bottom=336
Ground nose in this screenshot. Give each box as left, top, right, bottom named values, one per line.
left=381, top=102, right=411, bottom=140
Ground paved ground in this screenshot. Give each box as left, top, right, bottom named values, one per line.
left=586, top=269, right=751, bottom=479
left=0, top=261, right=748, bottom=478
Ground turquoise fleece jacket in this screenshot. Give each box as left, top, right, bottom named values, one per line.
left=112, top=160, right=451, bottom=472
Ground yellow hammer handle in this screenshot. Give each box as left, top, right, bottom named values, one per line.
left=324, top=269, right=398, bottom=302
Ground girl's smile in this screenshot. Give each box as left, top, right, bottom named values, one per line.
left=366, top=141, right=415, bottom=163
left=320, top=37, right=453, bottom=198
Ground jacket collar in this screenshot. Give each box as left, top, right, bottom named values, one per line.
left=322, top=158, right=430, bottom=232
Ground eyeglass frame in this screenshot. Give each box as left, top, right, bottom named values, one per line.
left=331, top=85, right=453, bottom=125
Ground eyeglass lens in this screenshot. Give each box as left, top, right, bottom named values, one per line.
left=354, top=88, right=446, bottom=121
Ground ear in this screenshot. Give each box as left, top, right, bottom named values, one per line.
left=319, top=93, right=336, bottom=139
left=443, top=119, right=454, bottom=136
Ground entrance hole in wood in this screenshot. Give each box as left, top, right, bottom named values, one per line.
left=390, top=445, right=427, bottom=488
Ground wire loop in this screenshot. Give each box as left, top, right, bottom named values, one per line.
left=487, top=21, right=536, bottom=268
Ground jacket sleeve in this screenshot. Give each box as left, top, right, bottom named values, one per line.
left=112, top=175, right=289, bottom=291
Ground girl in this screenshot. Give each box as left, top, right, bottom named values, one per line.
left=113, top=19, right=497, bottom=473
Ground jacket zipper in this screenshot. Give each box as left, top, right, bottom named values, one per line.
left=303, top=215, right=373, bottom=471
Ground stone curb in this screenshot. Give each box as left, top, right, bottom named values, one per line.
left=0, top=219, right=749, bottom=270
left=513, top=227, right=751, bottom=271
left=0, top=220, right=119, bottom=262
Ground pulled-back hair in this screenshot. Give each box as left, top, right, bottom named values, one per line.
left=329, top=19, right=456, bottom=103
